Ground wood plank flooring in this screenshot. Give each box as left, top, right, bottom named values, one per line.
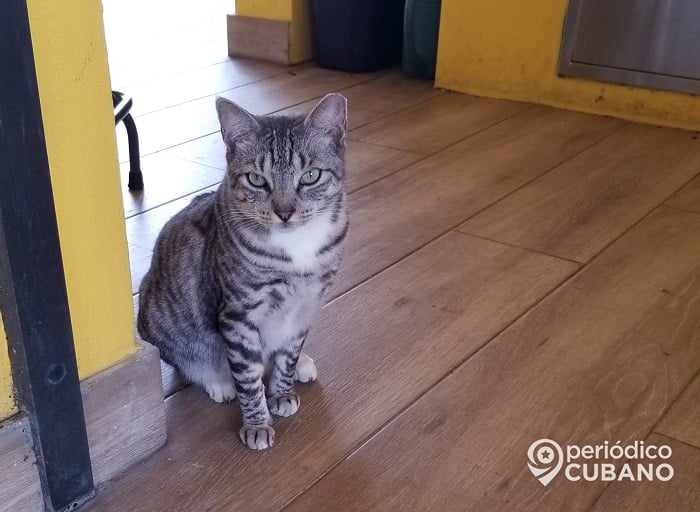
left=100, top=2, right=700, bottom=510
left=589, top=435, right=700, bottom=511
left=459, top=125, right=700, bottom=262
left=88, top=233, right=575, bottom=511
left=656, top=374, right=700, bottom=448
left=283, top=206, right=700, bottom=512
left=666, top=175, right=700, bottom=213
left=121, top=154, right=224, bottom=218
left=116, top=65, right=377, bottom=159
left=348, top=93, right=527, bottom=154
left=276, top=69, right=443, bottom=130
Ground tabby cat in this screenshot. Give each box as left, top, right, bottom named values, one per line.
left=137, top=94, right=348, bottom=450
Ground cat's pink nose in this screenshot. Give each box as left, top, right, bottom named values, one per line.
left=275, top=209, right=295, bottom=222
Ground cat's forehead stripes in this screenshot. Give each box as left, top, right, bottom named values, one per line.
left=254, top=153, right=266, bottom=173
left=291, top=152, right=303, bottom=170
left=256, top=126, right=306, bottom=175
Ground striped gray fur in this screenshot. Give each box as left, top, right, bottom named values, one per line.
left=137, top=94, right=348, bottom=450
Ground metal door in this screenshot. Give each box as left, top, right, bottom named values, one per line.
left=559, top=0, right=700, bottom=94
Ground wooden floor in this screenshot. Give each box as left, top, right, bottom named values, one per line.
left=94, top=2, right=700, bottom=510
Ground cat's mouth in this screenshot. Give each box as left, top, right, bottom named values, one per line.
left=272, top=220, right=299, bottom=231
left=271, top=213, right=310, bottom=230
left=263, top=211, right=316, bottom=231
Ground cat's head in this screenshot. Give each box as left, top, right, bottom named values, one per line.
left=215, top=94, right=347, bottom=230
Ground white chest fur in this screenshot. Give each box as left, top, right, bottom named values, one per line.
left=268, top=211, right=336, bottom=272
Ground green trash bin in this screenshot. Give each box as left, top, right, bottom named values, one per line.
left=402, top=0, right=442, bottom=79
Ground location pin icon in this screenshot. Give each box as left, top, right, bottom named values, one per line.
left=527, top=439, right=564, bottom=486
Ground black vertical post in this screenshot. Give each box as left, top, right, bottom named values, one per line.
left=0, top=1, right=95, bottom=511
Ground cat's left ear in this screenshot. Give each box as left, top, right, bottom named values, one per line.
left=304, top=93, right=347, bottom=144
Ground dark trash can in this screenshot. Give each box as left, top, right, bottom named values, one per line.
left=311, top=0, right=406, bottom=72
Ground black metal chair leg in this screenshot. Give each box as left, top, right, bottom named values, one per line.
left=112, top=90, right=144, bottom=191
left=122, top=113, right=144, bottom=190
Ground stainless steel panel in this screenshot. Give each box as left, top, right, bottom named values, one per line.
left=559, top=0, right=700, bottom=95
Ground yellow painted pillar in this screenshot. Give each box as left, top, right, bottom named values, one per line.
left=236, top=0, right=292, bottom=20
left=228, top=0, right=314, bottom=64
left=0, top=0, right=137, bottom=424
left=0, top=320, right=15, bottom=418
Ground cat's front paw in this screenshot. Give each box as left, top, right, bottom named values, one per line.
left=294, top=353, right=318, bottom=383
left=239, top=424, right=275, bottom=451
left=268, top=393, right=300, bottom=417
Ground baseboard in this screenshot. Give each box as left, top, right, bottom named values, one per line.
left=82, top=340, right=166, bottom=484
left=227, top=14, right=292, bottom=64
left=0, top=341, right=166, bottom=510
left=0, top=415, right=43, bottom=511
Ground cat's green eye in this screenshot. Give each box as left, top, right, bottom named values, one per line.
left=247, top=173, right=267, bottom=187
left=300, top=168, right=321, bottom=186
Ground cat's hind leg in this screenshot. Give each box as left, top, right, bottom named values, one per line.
left=176, top=332, right=236, bottom=403
left=294, top=352, right=318, bottom=383
left=203, top=369, right=236, bottom=403
left=181, top=362, right=236, bottom=403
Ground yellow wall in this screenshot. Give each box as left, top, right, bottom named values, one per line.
left=0, top=320, right=15, bottom=417
left=436, top=0, right=700, bottom=131
left=290, top=0, right=313, bottom=63
left=0, top=0, right=137, bottom=421
left=236, top=0, right=292, bottom=21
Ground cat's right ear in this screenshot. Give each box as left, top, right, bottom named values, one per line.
left=215, top=97, right=259, bottom=146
